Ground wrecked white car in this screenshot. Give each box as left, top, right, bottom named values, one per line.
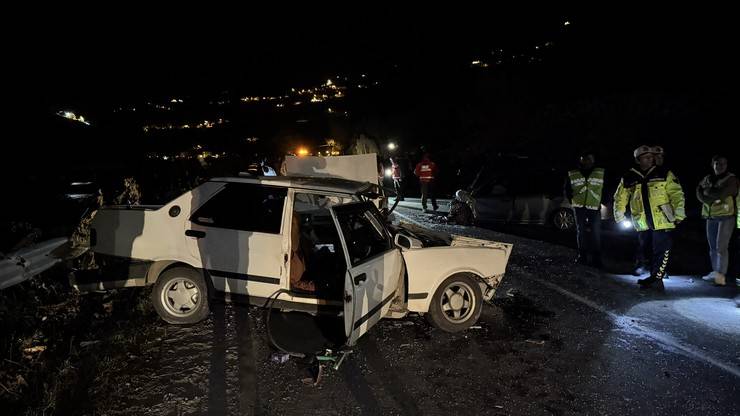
left=74, top=175, right=512, bottom=345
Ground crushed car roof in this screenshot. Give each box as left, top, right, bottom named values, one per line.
left=209, top=175, right=380, bottom=195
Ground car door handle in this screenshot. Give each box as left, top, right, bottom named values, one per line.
left=185, top=230, right=206, bottom=238
left=354, top=273, right=367, bottom=285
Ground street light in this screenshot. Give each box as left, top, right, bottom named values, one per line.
left=387, top=142, right=397, bottom=151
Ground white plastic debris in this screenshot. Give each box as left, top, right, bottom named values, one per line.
left=270, top=352, right=290, bottom=364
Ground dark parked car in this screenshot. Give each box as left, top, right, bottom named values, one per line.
left=470, top=169, right=612, bottom=232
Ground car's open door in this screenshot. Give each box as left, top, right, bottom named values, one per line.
left=330, top=202, right=403, bottom=345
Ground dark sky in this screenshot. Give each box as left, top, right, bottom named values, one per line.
left=8, top=6, right=733, bottom=135
left=4, top=5, right=735, bottom=184
left=13, top=7, right=574, bottom=104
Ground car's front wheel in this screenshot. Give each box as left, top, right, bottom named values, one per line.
left=152, top=266, right=210, bottom=324
left=426, top=274, right=483, bottom=332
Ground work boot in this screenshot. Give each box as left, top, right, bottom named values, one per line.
left=638, top=276, right=664, bottom=291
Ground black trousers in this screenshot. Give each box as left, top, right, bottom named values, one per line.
left=393, top=178, right=404, bottom=200
left=636, top=231, right=652, bottom=268
left=728, top=231, right=739, bottom=285
left=420, top=181, right=438, bottom=210
left=638, top=229, right=673, bottom=279
left=574, top=208, right=602, bottom=258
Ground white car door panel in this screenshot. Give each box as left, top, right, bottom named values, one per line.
left=184, top=182, right=288, bottom=297
left=331, top=202, right=402, bottom=345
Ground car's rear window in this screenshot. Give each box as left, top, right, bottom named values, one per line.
left=190, top=183, right=287, bottom=233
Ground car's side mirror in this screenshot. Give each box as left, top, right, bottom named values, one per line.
left=394, top=233, right=422, bottom=250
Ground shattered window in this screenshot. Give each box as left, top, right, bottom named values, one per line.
left=293, top=192, right=351, bottom=256
left=190, top=183, right=286, bottom=233
left=335, top=207, right=392, bottom=266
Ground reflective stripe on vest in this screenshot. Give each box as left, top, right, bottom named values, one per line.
left=569, top=168, right=604, bottom=210
left=419, top=164, right=434, bottom=181
left=701, top=174, right=737, bottom=218
left=737, top=193, right=740, bottom=229
left=391, top=164, right=401, bottom=179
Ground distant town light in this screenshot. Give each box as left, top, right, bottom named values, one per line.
left=564, top=21, right=571, bottom=26
left=57, top=110, right=91, bottom=125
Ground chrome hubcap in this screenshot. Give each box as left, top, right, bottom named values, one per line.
left=555, top=210, right=574, bottom=230
left=440, top=282, right=475, bottom=322
left=161, top=278, right=200, bottom=317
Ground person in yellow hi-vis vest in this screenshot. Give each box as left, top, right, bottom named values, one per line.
left=614, top=145, right=686, bottom=290
left=696, top=155, right=738, bottom=286
left=565, top=152, right=606, bottom=268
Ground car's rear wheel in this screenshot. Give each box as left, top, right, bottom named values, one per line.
left=552, top=208, right=575, bottom=231
left=426, top=274, right=483, bottom=332
left=152, top=266, right=210, bottom=324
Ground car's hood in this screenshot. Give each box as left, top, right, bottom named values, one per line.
left=395, top=222, right=513, bottom=261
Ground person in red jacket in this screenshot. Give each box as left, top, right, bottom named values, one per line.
left=414, top=153, right=439, bottom=212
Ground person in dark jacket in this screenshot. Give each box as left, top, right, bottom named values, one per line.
left=447, top=190, right=475, bottom=226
